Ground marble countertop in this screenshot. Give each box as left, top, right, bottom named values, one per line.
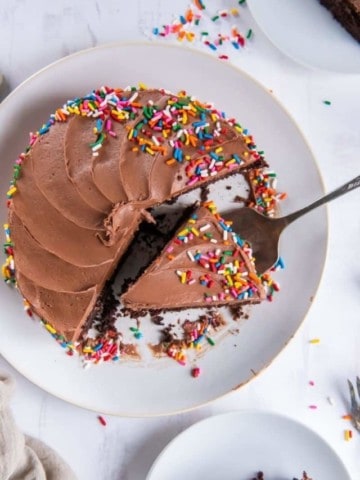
left=0, top=1, right=359, bottom=479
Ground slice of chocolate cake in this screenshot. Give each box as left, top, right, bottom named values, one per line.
left=122, top=201, right=266, bottom=311
left=320, top=0, right=360, bottom=42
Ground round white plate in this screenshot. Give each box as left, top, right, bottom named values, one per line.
left=147, top=411, right=351, bottom=480
left=0, top=43, right=327, bottom=416
left=247, top=0, right=360, bottom=73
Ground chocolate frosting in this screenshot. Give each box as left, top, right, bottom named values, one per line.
left=9, top=87, right=260, bottom=341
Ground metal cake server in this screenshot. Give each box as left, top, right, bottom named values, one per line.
left=348, top=377, right=360, bottom=433
left=229, top=174, right=360, bottom=274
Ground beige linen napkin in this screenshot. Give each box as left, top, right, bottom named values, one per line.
left=0, top=371, right=77, bottom=480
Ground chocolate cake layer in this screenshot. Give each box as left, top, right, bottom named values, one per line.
left=320, top=0, right=360, bottom=41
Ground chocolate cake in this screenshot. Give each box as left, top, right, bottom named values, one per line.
left=319, top=0, right=360, bottom=41
left=122, top=200, right=266, bottom=311
left=251, top=472, right=312, bottom=480
left=3, top=86, right=265, bottom=344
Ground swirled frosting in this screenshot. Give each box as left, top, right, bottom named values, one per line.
left=7, top=86, right=262, bottom=341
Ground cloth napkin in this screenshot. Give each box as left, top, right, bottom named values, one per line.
left=0, top=371, right=77, bottom=480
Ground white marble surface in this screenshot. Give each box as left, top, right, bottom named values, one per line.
left=0, top=1, right=359, bottom=479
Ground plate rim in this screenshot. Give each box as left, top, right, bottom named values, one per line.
left=0, top=40, right=329, bottom=416
left=146, top=409, right=352, bottom=479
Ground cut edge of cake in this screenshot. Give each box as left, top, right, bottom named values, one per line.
left=319, top=0, right=360, bottom=42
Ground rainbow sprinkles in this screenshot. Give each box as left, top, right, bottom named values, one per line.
left=151, top=0, right=252, bottom=61
left=171, top=200, right=279, bottom=303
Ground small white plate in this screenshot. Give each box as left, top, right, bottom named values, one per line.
left=247, top=0, right=360, bottom=73
left=147, top=411, right=351, bottom=480
left=0, top=43, right=327, bottom=416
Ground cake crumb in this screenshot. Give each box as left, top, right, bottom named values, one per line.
left=233, top=194, right=247, bottom=203
left=229, top=304, right=245, bottom=321
left=150, top=313, right=164, bottom=325
left=200, top=185, right=210, bottom=202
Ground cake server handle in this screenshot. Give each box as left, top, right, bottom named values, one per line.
left=281, top=174, right=360, bottom=226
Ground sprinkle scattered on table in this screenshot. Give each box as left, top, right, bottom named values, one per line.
left=309, top=380, right=315, bottom=386
left=309, top=338, right=320, bottom=344
left=344, top=429, right=353, bottom=441
left=191, top=366, right=201, bottom=378
left=323, top=100, right=332, bottom=105
left=342, top=414, right=352, bottom=420
left=151, top=0, right=251, bottom=61
left=308, top=405, right=318, bottom=410
left=97, top=415, right=107, bottom=426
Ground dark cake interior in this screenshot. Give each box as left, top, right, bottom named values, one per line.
left=320, top=0, right=360, bottom=41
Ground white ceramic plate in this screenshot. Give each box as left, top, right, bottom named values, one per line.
left=0, top=43, right=327, bottom=416
left=147, top=411, right=351, bottom=480
left=247, top=0, right=360, bottom=73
